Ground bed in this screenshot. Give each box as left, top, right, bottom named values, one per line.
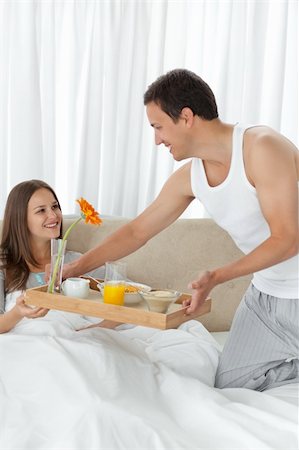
left=0, top=217, right=298, bottom=449
left=0, top=297, right=298, bottom=450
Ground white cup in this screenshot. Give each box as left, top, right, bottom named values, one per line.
left=61, top=277, right=90, bottom=299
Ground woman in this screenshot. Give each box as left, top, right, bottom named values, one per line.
left=0, top=179, right=108, bottom=333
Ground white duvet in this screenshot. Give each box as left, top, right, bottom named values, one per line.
left=0, top=302, right=298, bottom=450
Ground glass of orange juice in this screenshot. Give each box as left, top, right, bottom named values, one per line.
left=103, top=261, right=127, bottom=306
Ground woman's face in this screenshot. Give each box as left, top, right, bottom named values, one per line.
left=27, top=188, right=62, bottom=243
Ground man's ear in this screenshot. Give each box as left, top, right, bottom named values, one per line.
left=180, top=107, right=194, bottom=127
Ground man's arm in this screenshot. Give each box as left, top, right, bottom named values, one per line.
left=63, top=162, right=194, bottom=278
left=186, top=131, right=298, bottom=313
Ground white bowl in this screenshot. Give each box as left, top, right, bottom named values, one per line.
left=97, top=281, right=151, bottom=305
left=139, top=289, right=181, bottom=313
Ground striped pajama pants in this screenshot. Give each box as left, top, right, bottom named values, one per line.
left=215, top=284, right=299, bottom=391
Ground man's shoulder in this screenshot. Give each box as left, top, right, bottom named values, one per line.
left=244, top=125, right=297, bottom=158
left=169, top=161, right=194, bottom=197
left=167, top=161, right=193, bottom=185
left=245, top=125, right=279, bottom=144
left=243, top=125, right=298, bottom=184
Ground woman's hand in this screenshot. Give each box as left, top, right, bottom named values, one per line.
left=15, top=294, right=49, bottom=319
left=0, top=293, right=49, bottom=334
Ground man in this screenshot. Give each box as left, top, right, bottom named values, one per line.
left=63, top=69, right=299, bottom=390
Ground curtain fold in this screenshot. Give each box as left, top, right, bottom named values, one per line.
left=0, top=0, right=297, bottom=219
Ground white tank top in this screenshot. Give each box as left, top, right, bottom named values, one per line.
left=191, top=123, right=298, bottom=298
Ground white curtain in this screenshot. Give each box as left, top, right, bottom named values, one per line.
left=0, top=0, right=298, bottom=219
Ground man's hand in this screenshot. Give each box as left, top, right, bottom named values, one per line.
left=183, top=271, right=216, bottom=314
left=61, top=263, right=77, bottom=280
left=44, top=262, right=75, bottom=284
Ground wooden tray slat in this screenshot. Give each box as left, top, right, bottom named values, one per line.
left=25, top=284, right=211, bottom=330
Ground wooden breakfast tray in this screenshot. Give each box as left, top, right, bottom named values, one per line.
left=25, top=283, right=211, bottom=330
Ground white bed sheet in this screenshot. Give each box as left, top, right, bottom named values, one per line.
left=0, top=302, right=298, bottom=450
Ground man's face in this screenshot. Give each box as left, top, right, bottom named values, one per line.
left=146, top=101, right=191, bottom=161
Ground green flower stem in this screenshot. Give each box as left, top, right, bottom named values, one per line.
left=48, top=217, right=82, bottom=293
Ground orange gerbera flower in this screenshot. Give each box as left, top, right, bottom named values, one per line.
left=48, top=197, right=102, bottom=293
left=76, top=198, right=102, bottom=225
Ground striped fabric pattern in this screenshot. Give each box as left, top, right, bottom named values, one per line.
left=215, top=284, right=299, bottom=391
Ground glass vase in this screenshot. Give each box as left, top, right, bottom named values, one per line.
left=47, top=238, right=67, bottom=293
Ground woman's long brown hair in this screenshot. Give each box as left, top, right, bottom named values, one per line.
left=0, top=180, right=62, bottom=292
